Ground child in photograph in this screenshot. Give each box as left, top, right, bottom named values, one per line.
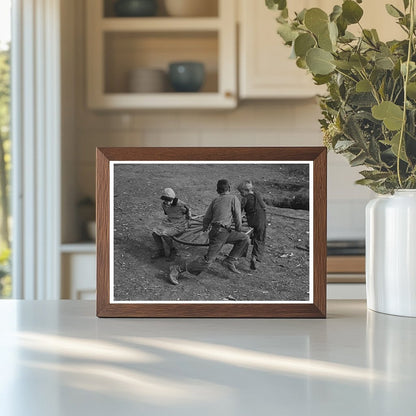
left=151, top=187, right=191, bottom=260
left=168, top=179, right=250, bottom=284
left=237, top=180, right=267, bottom=270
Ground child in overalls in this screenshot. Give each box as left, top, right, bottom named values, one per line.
left=151, top=188, right=191, bottom=259
left=237, top=180, right=267, bottom=270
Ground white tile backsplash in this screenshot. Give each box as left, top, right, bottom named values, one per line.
left=74, top=100, right=369, bottom=240
left=142, top=131, right=200, bottom=147
left=178, top=111, right=227, bottom=130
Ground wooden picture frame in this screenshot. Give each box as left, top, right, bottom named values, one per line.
left=96, top=147, right=327, bottom=318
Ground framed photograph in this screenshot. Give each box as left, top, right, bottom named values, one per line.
left=96, top=147, right=327, bottom=318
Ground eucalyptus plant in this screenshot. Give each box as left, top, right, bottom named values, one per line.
left=266, top=0, right=416, bottom=193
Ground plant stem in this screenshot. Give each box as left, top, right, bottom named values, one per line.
left=397, top=0, right=415, bottom=188
left=334, top=68, right=358, bottom=84
left=390, top=79, right=398, bottom=102
left=358, top=69, right=381, bottom=104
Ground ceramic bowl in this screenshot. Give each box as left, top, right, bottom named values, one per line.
left=128, top=68, right=167, bottom=93
left=168, top=62, right=205, bottom=92
left=114, top=0, right=158, bottom=17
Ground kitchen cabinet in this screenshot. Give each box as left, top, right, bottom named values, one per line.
left=86, top=0, right=237, bottom=109
left=61, top=245, right=96, bottom=300
left=239, top=0, right=325, bottom=99
left=238, top=0, right=404, bottom=99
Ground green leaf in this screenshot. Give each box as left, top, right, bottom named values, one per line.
left=336, top=15, right=348, bottom=36
left=296, top=57, right=308, bottom=69
left=276, top=14, right=287, bottom=24
left=384, top=132, right=409, bottom=162
left=313, top=74, right=332, bottom=85
left=385, top=4, right=404, bottom=18
left=350, top=151, right=368, bottom=167
left=348, top=92, right=377, bottom=107
left=278, top=0, right=287, bottom=10
left=328, top=21, right=338, bottom=45
left=393, top=60, right=402, bottom=79
left=363, top=29, right=376, bottom=46
left=360, top=170, right=392, bottom=181
left=333, top=60, right=353, bottom=70
left=304, top=8, right=329, bottom=35
left=296, top=8, right=307, bottom=23
left=408, top=109, right=416, bottom=137
left=372, top=101, right=404, bottom=131
left=371, top=29, right=380, bottom=42
left=294, top=33, right=316, bottom=58
left=356, top=79, right=372, bottom=92
left=399, top=14, right=411, bottom=29
left=329, top=82, right=341, bottom=101
left=375, top=55, right=395, bottom=70
left=378, top=77, right=386, bottom=100
left=339, top=31, right=356, bottom=43
left=334, top=140, right=355, bottom=152
left=330, top=5, right=342, bottom=22
left=370, top=68, right=386, bottom=85
left=318, top=27, right=334, bottom=52
left=401, top=61, right=416, bottom=76
left=369, top=136, right=382, bottom=163
left=403, top=0, right=410, bottom=10
left=266, top=0, right=287, bottom=11
left=342, top=0, right=364, bottom=24
left=350, top=54, right=368, bottom=70
left=306, top=48, right=335, bottom=75
left=344, top=114, right=367, bottom=147
left=355, top=178, right=378, bottom=186
left=407, top=82, right=416, bottom=99
left=277, top=23, right=299, bottom=43
left=265, top=0, right=275, bottom=9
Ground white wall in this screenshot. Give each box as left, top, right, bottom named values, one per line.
left=62, top=0, right=374, bottom=243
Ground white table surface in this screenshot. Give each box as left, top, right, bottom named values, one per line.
left=0, top=300, right=415, bottom=416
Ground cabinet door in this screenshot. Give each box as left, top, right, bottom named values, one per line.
left=61, top=253, right=96, bottom=300
left=239, top=0, right=326, bottom=99
left=239, top=0, right=404, bottom=99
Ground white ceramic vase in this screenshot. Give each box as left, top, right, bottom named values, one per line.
left=366, top=190, right=416, bottom=317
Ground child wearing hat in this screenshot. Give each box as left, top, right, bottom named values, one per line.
left=151, top=188, right=191, bottom=259
left=237, top=180, right=267, bottom=270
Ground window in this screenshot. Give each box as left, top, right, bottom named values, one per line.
left=0, top=0, right=11, bottom=298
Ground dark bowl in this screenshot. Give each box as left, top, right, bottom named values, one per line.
left=168, top=62, right=205, bottom=93
left=114, top=0, right=158, bottom=17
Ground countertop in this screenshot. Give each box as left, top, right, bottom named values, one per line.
left=0, top=300, right=415, bottom=415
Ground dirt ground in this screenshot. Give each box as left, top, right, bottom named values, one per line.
left=113, top=163, right=310, bottom=302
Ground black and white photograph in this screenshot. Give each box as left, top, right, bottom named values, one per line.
left=110, top=161, right=313, bottom=303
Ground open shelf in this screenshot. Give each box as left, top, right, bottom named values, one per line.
left=104, top=31, right=218, bottom=94
left=61, top=243, right=96, bottom=254
left=87, top=0, right=236, bottom=109
left=91, top=92, right=234, bottom=109
left=101, top=17, right=221, bottom=31
left=104, top=0, right=219, bottom=18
